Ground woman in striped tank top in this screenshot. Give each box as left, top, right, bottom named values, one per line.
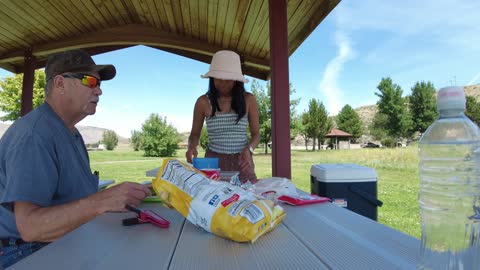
left=186, top=50, right=260, bottom=182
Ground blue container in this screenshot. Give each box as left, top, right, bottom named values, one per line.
left=192, top=157, right=219, bottom=169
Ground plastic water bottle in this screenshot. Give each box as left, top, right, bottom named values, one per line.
left=418, top=86, right=480, bottom=269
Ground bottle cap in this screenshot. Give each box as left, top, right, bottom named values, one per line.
left=437, top=86, right=466, bottom=111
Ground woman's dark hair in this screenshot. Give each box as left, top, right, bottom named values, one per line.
left=207, top=78, right=246, bottom=122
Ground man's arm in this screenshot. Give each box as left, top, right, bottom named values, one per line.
left=14, top=182, right=150, bottom=242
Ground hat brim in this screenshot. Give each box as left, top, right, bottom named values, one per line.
left=201, top=70, right=248, bottom=83
left=68, top=64, right=116, bottom=81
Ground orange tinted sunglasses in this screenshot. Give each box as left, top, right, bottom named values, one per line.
left=62, top=73, right=101, bottom=88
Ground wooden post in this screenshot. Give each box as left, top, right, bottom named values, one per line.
left=21, top=49, right=35, bottom=116
left=269, top=0, right=291, bottom=179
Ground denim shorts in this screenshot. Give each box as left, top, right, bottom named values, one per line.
left=1, top=241, right=47, bottom=269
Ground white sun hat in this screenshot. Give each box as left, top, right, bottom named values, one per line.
left=201, top=50, right=249, bottom=83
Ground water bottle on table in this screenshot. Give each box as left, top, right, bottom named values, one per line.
left=418, top=86, right=480, bottom=269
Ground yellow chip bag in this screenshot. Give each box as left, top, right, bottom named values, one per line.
left=152, top=158, right=286, bottom=243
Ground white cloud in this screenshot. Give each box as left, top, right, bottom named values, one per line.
left=468, top=71, right=480, bottom=86
left=121, top=104, right=132, bottom=110
left=318, top=31, right=354, bottom=115
left=336, top=0, right=480, bottom=66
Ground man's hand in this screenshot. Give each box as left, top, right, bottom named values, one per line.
left=14, top=182, right=151, bottom=242
left=93, top=182, right=152, bottom=212
left=186, top=148, right=198, bottom=163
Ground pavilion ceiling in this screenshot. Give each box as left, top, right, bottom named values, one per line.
left=0, top=0, right=339, bottom=80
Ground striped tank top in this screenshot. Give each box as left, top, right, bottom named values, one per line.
left=205, top=113, right=248, bottom=154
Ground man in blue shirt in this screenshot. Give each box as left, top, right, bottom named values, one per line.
left=0, top=49, right=151, bottom=268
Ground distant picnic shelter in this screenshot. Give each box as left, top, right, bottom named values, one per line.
left=325, top=128, right=352, bottom=150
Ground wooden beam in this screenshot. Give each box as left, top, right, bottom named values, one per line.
left=269, top=0, right=291, bottom=179
left=0, top=62, right=18, bottom=73
left=21, top=49, right=35, bottom=116
left=0, top=24, right=269, bottom=68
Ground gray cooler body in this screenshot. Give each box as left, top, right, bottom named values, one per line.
left=310, top=164, right=382, bottom=221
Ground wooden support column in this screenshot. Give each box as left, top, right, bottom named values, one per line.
left=21, top=49, right=35, bottom=116
left=269, top=0, right=291, bottom=179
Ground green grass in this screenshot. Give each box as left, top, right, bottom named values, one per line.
left=89, top=146, right=421, bottom=239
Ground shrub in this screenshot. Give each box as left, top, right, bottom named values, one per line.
left=102, top=130, right=118, bottom=150
left=199, top=127, right=208, bottom=150
left=381, top=137, right=397, bottom=148
left=130, top=130, right=142, bottom=151
left=140, top=114, right=180, bottom=157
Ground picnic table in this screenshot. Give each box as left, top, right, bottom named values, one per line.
left=9, top=197, right=420, bottom=269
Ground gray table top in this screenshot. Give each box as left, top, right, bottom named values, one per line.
left=10, top=202, right=420, bottom=270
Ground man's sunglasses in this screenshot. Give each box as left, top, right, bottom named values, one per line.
left=62, top=73, right=101, bottom=88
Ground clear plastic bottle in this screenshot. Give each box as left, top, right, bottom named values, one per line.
left=418, top=86, right=480, bottom=269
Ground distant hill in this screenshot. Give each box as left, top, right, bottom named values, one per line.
left=0, top=123, right=128, bottom=145
left=76, top=126, right=129, bottom=145
left=464, top=84, right=480, bottom=100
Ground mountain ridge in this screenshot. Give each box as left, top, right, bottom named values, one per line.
left=0, top=123, right=128, bottom=145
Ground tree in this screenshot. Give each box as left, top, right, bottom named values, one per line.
left=316, top=103, right=331, bottom=149
left=336, top=105, right=363, bottom=141
left=199, top=126, right=209, bottom=150
left=297, top=113, right=310, bottom=150
left=322, top=116, right=334, bottom=147
left=408, top=81, right=438, bottom=133
left=130, top=130, right=142, bottom=151
left=251, top=80, right=271, bottom=154
left=140, top=114, right=180, bottom=157
left=303, top=99, right=329, bottom=151
left=369, top=113, right=389, bottom=140
left=466, top=96, right=480, bottom=127
left=0, top=71, right=46, bottom=121
left=250, top=80, right=300, bottom=154
left=374, top=77, right=412, bottom=139
left=102, top=130, right=118, bottom=151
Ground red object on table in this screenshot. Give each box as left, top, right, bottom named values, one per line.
left=200, top=169, right=220, bottom=180
left=124, top=205, right=170, bottom=228
left=277, top=194, right=330, bottom=206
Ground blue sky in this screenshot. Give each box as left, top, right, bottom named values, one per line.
left=1, top=0, right=479, bottom=138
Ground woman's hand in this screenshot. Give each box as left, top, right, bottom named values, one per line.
left=186, top=148, right=198, bottom=163
left=239, top=147, right=252, bottom=172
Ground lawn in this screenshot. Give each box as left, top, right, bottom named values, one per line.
left=90, top=145, right=421, bottom=239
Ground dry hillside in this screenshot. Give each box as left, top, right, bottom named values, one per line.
left=0, top=124, right=128, bottom=145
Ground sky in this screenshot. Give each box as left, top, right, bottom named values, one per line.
left=1, top=0, right=479, bottom=138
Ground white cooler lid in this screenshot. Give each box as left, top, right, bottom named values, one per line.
left=310, top=164, right=377, bottom=182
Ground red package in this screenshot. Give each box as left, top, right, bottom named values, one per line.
left=200, top=169, right=220, bottom=180
left=277, top=194, right=330, bottom=206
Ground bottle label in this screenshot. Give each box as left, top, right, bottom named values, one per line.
left=332, top=198, right=348, bottom=208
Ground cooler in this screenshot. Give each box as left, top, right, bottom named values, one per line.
left=310, top=164, right=383, bottom=221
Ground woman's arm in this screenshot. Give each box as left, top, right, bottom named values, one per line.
left=239, top=93, right=260, bottom=173
left=186, top=96, right=207, bottom=163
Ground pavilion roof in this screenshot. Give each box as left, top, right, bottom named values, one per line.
left=0, top=0, right=340, bottom=80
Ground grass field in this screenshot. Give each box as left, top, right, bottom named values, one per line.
left=90, top=145, right=421, bottom=239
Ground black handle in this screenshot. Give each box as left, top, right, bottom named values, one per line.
left=122, top=218, right=143, bottom=226
left=349, top=185, right=383, bottom=207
